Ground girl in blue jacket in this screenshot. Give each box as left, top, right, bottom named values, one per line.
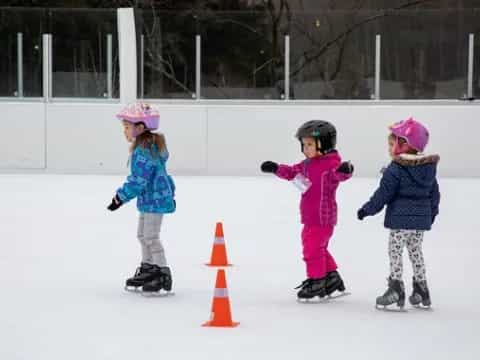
left=108, top=103, right=176, bottom=295
left=358, top=118, right=440, bottom=310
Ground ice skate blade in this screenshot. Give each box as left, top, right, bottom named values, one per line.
left=412, top=304, right=433, bottom=311
left=297, top=297, right=328, bottom=304
left=375, top=304, right=407, bottom=313
left=327, top=291, right=351, bottom=300
left=124, top=285, right=142, bottom=293
left=141, top=290, right=175, bottom=298
left=297, top=292, right=350, bottom=304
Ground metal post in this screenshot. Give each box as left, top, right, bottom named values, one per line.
left=375, top=34, right=381, bottom=100
left=17, top=32, right=23, bottom=97
left=42, top=34, right=52, bottom=101
left=107, top=33, right=113, bottom=98
left=284, top=35, right=290, bottom=100
left=468, top=33, right=474, bottom=99
left=140, top=34, right=144, bottom=99
left=196, top=34, right=201, bottom=100
left=48, top=34, right=52, bottom=99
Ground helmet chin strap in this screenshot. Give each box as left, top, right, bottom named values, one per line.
left=132, top=124, right=146, bottom=138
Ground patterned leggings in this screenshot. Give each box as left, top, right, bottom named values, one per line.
left=389, top=229, right=426, bottom=281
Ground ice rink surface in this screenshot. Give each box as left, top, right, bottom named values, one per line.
left=1, top=174, right=479, bottom=360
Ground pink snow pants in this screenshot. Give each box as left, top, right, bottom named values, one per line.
left=301, top=225, right=337, bottom=279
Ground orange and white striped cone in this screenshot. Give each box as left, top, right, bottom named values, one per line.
left=202, top=269, right=239, bottom=327
left=206, top=222, right=232, bottom=267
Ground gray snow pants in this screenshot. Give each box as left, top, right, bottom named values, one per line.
left=137, top=213, right=167, bottom=267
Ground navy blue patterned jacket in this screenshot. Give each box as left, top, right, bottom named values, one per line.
left=360, top=154, right=440, bottom=230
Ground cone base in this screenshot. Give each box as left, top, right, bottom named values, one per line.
left=205, top=263, right=233, bottom=267
left=202, top=321, right=239, bottom=328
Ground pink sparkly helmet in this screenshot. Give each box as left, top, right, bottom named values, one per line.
left=116, top=102, right=160, bottom=131
left=389, top=117, right=429, bottom=155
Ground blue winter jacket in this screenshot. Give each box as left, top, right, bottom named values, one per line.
left=117, top=145, right=176, bottom=214
left=360, top=154, right=440, bottom=230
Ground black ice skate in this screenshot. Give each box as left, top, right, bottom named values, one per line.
left=376, top=277, right=406, bottom=311
left=125, top=263, right=158, bottom=292
left=142, top=266, right=174, bottom=297
left=325, top=271, right=350, bottom=299
left=296, top=278, right=327, bottom=301
left=409, top=278, right=431, bottom=309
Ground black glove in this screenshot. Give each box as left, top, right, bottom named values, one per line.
left=107, top=194, right=123, bottom=211
left=261, top=161, right=279, bottom=173
left=431, top=214, right=437, bottom=225
left=337, top=161, right=354, bottom=174
left=357, top=208, right=366, bottom=221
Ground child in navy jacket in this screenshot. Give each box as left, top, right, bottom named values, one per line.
left=358, top=118, right=440, bottom=310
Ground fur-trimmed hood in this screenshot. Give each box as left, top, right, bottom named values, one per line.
left=393, top=153, right=440, bottom=167
left=392, top=153, right=439, bottom=188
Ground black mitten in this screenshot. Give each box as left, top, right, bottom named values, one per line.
left=357, top=208, right=367, bottom=221
left=337, top=161, right=354, bottom=174
left=107, top=194, right=123, bottom=211
left=261, top=161, right=279, bottom=173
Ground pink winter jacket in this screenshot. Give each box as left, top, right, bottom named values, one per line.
left=275, top=151, right=352, bottom=226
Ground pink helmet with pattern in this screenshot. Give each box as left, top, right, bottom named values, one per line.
left=389, top=117, right=429, bottom=154
left=116, top=102, right=160, bottom=130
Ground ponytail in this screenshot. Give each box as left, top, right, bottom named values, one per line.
left=133, top=131, right=167, bottom=156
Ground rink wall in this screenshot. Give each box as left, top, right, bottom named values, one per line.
left=1, top=101, right=479, bottom=177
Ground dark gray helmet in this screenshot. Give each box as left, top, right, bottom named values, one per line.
left=295, top=120, right=337, bottom=153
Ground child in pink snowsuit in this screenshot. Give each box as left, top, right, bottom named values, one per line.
left=261, top=120, right=353, bottom=300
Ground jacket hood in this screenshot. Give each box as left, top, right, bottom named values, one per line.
left=393, top=153, right=439, bottom=188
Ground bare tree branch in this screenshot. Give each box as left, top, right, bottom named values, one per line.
left=289, top=0, right=434, bottom=78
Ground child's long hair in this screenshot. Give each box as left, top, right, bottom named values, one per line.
left=132, top=130, right=167, bottom=156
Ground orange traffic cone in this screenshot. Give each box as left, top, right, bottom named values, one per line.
left=206, top=222, right=232, bottom=267
left=202, top=269, right=239, bottom=327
